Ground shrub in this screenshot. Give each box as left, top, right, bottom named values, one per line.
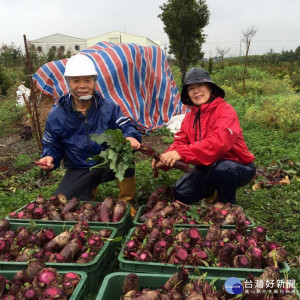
left=243, top=94, right=300, bottom=133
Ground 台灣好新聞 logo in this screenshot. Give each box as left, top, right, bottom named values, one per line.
left=225, top=277, right=243, bottom=294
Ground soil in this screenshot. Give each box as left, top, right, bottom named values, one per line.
left=0, top=123, right=169, bottom=179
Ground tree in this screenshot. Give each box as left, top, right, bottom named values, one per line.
left=241, top=26, right=258, bottom=94
left=158, top=0, right=209, bottom=84
left=216, top=46, right=230, bottom=69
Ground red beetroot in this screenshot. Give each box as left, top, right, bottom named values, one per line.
left=63, top=272, right=80, bottom=289
left=163, top=267, right=189, bottom=291
left=112, top=201, right=127, bottom=222
left=59, top=239, right=82, bottom=262
left=233, top=255, right=251, bottom=268
left=0, top=239, right=9, bottom=253
left=99, top=196, right=114, bottom=222
left=145, top=228, right=161, bottom=252
left=250, top=226, right=267, bottom=242
left=42, top=286, right=65, bottom=299
left=33, top=207, right=44, bottom=219
left=77, top=252, right=92, bottom=263
left=44, top=231, right=72, bottom=252
left=61, top=197, right=80, bottom=215
left=122, top=273, right=139, bottom=295
left=34, top=268, right=60, bottom=287
left=23, top=286, right=39, bottom=300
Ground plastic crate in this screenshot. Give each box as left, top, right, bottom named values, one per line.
left=96, top=272, right=300, bottom=300
left=133, top=205, right=255, bottom=228
left=0, top=222, right=118, bottom=294
left=96, top=272, right=229, bottom=299
left=118, top=227, right=290, bottom=278
left=5, top=201, right=132, bottom=236
left=0, top=270, right=87, bottom=300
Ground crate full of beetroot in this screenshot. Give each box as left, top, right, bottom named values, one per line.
left=0, top=219, right=118, bottom=294
left=0, top=266, right=87, bottom=300
left=96, top=268, right=299, bottom=299
left=133, top=187, right=255, bottom=228
left=118, top=219, right=290, bottom=278
left=6, top=194, right=131, bottom=235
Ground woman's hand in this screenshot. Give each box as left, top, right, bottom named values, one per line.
left=35, top=156, right=54, bottom=170
left=159, top=150, right=181, bottom=167
left=125, top=137, right=141, bottom=150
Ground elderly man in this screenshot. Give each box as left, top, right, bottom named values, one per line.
left=36, top=54, right=141, bottom=214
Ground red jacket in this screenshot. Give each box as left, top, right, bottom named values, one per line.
left=166, top=97, right=255, bottom=166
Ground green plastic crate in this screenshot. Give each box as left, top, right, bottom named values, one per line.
left=118, top=227, right=290, bottom=278
left=0, top=270, right=87, bottom=300
left=5, top=201, right=132, bottom=236
left=96, top=272, right=300, bottom=300
left=96, top=272, right=228, bottom=299
left=0, top=222, right=118, bottom=294
left=133, top=205, right=255, bottom=228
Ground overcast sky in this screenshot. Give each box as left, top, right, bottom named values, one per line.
left=1, top=0, right=299, bottom=58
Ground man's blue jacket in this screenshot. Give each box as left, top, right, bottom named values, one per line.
left=41, top=91, right=141, bottom=170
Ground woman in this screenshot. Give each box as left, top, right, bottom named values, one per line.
left=152, top=67, right=256, bottom=204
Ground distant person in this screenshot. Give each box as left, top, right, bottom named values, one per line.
left=152, top=67, right=256, bottom=204
left=36, top=54, right=141, bottom=215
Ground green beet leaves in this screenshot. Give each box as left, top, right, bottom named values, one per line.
left=90, top=129, right=134, bottom=182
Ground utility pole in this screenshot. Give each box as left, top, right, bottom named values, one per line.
left=164, top=44, right=167, bottom=56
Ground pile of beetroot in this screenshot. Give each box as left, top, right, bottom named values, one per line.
left=121, top=267, right=298, bottom=299
left=0, top=259, right=81, bottom=300
left=139, top=187, right=253, bottom=226
left=123, top=218, right=288, bottom=269
left=0, top=220, right=112, bottom=264
left=8, top=194, right=127, bottom=222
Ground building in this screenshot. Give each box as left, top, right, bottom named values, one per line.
left=30, top=33, right=86, bottom=55
left=30, top=32, right=160, bottom=55
left=87, top=31, right=160, bottom=48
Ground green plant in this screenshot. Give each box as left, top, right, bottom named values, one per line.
left=161, top=136, right=174, bottom=144
left=13, top=153, right=32, bottom=169
left=243, top=94, right=300, bottom=133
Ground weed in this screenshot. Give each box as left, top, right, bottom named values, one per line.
left=13, top=153, right=32, bottom=169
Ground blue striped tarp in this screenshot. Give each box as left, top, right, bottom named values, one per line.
left=33, top=41, right=187, bottom=133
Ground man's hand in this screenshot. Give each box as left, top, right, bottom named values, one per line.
left=159, top=150, right=181, bottom=167
left=125, top=137, right=140, bottom=150
left=36, top=156, right=54, bottom=170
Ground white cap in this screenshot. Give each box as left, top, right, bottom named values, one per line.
left=64, top=54, right=97, bottom=77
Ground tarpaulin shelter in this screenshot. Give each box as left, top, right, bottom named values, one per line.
left=33, top=41, right=187, bottom=133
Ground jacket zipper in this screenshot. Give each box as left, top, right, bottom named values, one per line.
left=84, top=115, right=92, bottom=155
